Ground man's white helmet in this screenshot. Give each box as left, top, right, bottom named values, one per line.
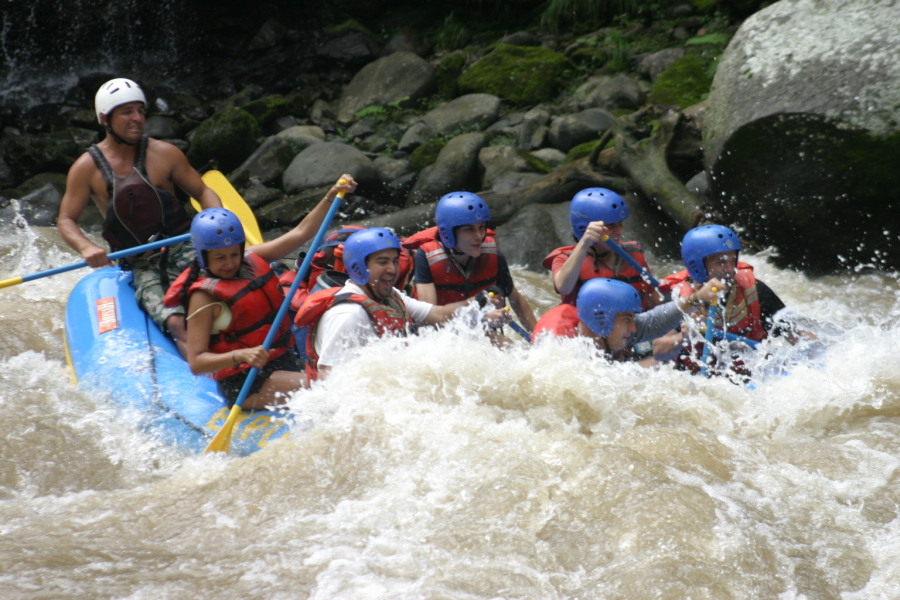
left=94, top=78, right=146, bottom=124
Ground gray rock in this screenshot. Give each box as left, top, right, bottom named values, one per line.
left=422, top=94, right=502, bottom=136
left=337, top=51, right=435, bottom=123
left=478, top=146, right=533, bottom=190
left=407, top=132, right=487, bottom=205
left=282, top=141, right=380, bottom=194
left=636, top=48, right=686, bottom=82
left=229, top=135, right=297, bottom=192
left=566, top=74, right=645, bottom=111
left=703, top=0, right=900, bottom=271
left=398, top=121, right=433, bottom=152
left=548, top=108, right=615, bottom=151
left=530, top=148, right=566, bottom=167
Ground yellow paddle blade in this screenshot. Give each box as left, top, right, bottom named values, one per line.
left=192, top=170, right=264, bottom=246
left=205, top=403, right=243, bottom=453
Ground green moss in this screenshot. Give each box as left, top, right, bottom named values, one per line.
left=409, top=138, right=447, bottom=171
left=187, top=107, right=261, bottom=172
left=241, top=94, right=290, bottom=133
left=435, top=50, right=467, bottom=99
left=519, top=150, right=553, bottom=174
left=647, top=53, right=714, bottom=109
left=457, top=43, right=577, bottom=105
left=565, top=138, right=603, bottom=162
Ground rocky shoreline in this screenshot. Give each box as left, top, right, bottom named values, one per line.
left=2, top=0, right=897, bottom=273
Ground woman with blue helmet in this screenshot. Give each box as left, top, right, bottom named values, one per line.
left=659, top=224, right=799, bottom=374
left=164, top=175, right=357, bottom=408
left=542, top=187, right=660, bottom=310
left=402, top=191, right=537, bottom=336
left=295, top=226, right=510, bottom=380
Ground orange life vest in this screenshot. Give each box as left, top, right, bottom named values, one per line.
left=532, top=303, right=580, bottom=341
left=293, top=286, right=412, bottom=381
left=165, top=253, right=292, bottom=380
left=542, top=241, right=655, bottom=308
left=403, top=226, right=500, bottom=304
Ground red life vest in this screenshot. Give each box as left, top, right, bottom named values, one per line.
left=293, top=286, right=412, bottom=381
left=532, top=304, right=580, bottom=340
left=164, top=253, right=292, bottom=380
left=542, top=241, right=656, bottom=309
left=282, top=226, right=417, bottom=309
left=403, top=226, right=500, bottom=304
left=660, top=263, right=766, bottom=374
left=88, top=137, right=191, bottom=251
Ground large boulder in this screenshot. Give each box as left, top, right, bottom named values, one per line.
left=336, top=51, right=435, bottom=123
left=281, top=141, right=380, bottom=194
left=187, top=107, right=261, bottom=173
left=703, top=0, right=900, bottom=272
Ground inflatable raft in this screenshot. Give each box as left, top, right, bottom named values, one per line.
left=63, top=266, right=293, bottom=455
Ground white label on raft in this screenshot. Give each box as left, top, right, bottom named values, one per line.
left=96, top=297, right=118, bottom=334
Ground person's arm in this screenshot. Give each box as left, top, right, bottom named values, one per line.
left=508, top=287, right=537, bottom=331
left=250, top=175, right=357, bottom=262
left=412, top=249, right=437, bottom=303
left=755, top=279, right=787, bottom=332
left=184, top=291, right=269, bottom=375
left=159, top=142, right=222, bottom=210
left=632, top=279, right=723, bottom=344
left=552, top=221, right=608, bottom=294
left=57, top=155, right=111, bottom=268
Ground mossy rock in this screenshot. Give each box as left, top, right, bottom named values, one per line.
left=241, top=94, right=291, bottom=134
left=409, top=138, right=447, bottom=172
left=570, top=46, right=609, bottom=69
left=435, top=50, right=467, bottom=99
left=187, top=107, right=261, bottom=172
left=458, top=43, right=577, bottom=105
left=647, top=53, right=714, bottom=109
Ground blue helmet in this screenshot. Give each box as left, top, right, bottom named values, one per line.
left=191, top=208, right=246, bottom=270
left=576, top=278, right=641, bottom=337
left=435, top=191, right=491, bottom=248
left=681, top=225, right=742, bottom=284
left=343, top=227, right=402, bottom=285
left=569, top=188, right=628, bottom=240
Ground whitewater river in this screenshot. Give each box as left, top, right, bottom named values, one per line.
left=2, top=220, right=899, bottom=600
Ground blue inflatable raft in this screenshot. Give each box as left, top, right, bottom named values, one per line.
left=63, top=266, right=293, bottom=456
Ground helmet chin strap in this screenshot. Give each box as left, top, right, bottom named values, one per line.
left=105, top=124, right=136, bottom=146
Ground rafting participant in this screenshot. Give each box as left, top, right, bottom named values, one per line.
left=402, top=191, right=537, bottom=337
left=533, top=277, right=721, bottom=366
left=295, top=227, right=509, bottom=381
left=543, top=187, right=661, bottom=310
left=658, top=224, right=808, bottom=375
left=57, top=78, right=223, bottom=358
left=164, top=176, right=357, bottom=409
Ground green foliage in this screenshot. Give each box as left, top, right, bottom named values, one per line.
left=685, top=32, right=730, bottom=47
left=353, top=96, right=412, bottom=122
left=647, top=52, right=714, bottom=109
left=410, top=138, right=447, bottom=172
left=540, top=0, right=650, bottom=33
left=434, top=12, right=472, bottom=51
left=457, top=43, right=577, bottom=105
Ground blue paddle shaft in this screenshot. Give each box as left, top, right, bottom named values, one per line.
left=231, top=195, right=346, bottom=409
left=700, top=303, right=718, bottom=376
left=18, top=233, right=192, bottom=284
left=604, top=237, right=660, bottom=288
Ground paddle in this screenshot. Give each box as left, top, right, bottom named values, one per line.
left=699, top=288, right=719, bottom=377
left=601, top=234, right=660, bottom=288
left=205, top=182, right=348, bottom=454
left=0, top=233, right=191, bottom=290
left=194, top=170, right=263, bottom=245
left=500, top=305, right=532, bottom=343
left=710, top=328, right=761, bottom=349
